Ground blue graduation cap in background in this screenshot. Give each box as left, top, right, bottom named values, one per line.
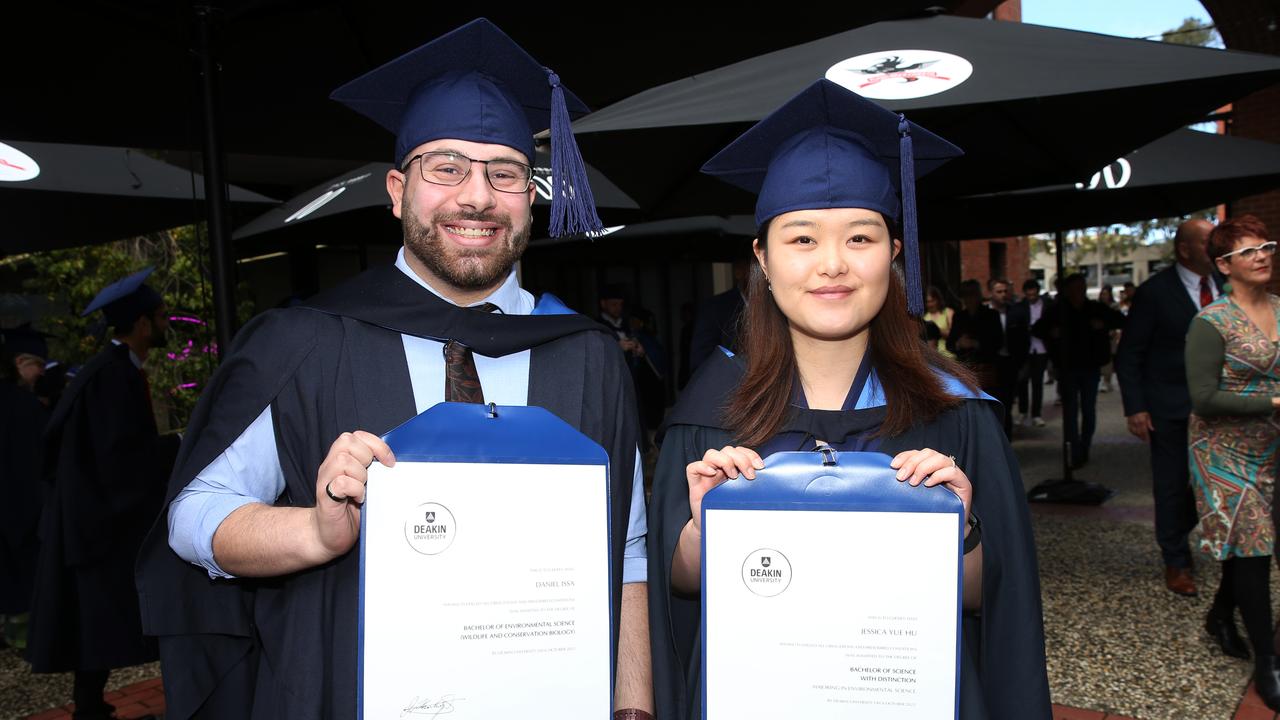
left=81, top=266, right=163, bottom=329
left=701, top=79, right=963, bottom=316
left=330, top=18, right=602, bottom=238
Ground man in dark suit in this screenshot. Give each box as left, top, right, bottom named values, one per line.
left=989, top=278, right=1030, bottom=438
left=1017, top=279, right=1053, bottom=427
left=1114, top=218, right=1218, bottom=597
left=1034, top=273, right=1125, bottom=470
left=948, top=278, right=1004, bottom=396
left=688, top=258, right=751, bottom=374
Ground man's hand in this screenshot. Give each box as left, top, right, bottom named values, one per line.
left=1125, top=412, right=1154, bottom=443
left=313, top=431, right=395, bottom=561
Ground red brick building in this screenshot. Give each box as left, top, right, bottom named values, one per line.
left=1202, top=1, right=1280, bottom=271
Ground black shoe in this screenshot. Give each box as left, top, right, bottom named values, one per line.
left=1205, top=612, right=1250, bottom=659
left=1255, top=656, right=1280, bottom=711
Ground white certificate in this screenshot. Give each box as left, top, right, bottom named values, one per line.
left=703, top=507, right=960, bottom=719
left=360, top=459, right=612, bottom=719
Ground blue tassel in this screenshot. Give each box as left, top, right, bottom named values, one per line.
left=898, top=114, right=924, bottom=317
left=547, top=71, right=603, bottom=238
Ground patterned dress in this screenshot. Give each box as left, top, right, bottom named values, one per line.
left=1188, top=295, right=1280, bottom=560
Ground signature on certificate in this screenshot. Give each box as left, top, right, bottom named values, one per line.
left=401, top=694, right=464, bottom=718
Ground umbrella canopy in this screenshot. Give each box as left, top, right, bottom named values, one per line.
left=3, top=3, right=990, bottom=191
left=571, top=14, right=1280, bottom=218
left=1, top=140, right=276, bottom=257
left=233, top=151, right=638, bottom=240
left=928, top=129, right=1280, bottom=240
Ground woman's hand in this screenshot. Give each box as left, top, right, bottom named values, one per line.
left=889, top=448, right=972, bottom=526
left=687, top=446, right=764, bottom=532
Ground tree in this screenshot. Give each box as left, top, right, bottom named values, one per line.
left=1160, top=18, right=1221, bottom=48
left=17, top=225, right=251, bottom=430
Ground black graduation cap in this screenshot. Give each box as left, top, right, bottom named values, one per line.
left=701, top=79, right=962, bottom=316
left=0, top=323, right=51, bottom=359
left=81, top=266, right=163, bottom=329
left=330, top=17, right=602, bottom=238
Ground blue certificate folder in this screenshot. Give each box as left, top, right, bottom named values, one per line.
left=357, top=402, right=614, bottom=719
left=700, top=449, right=963, bottom=719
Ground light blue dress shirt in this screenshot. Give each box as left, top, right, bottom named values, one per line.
left=169, top=250, right=647, bottom=581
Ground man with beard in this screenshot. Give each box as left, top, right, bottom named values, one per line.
left=27, top=269, right=178, bottom=720
left=139, top=19, right=652, bottom=720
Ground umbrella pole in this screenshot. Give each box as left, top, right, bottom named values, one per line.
left=194, top=5, right=236, bottom=358
left=1053, top=229, right=1073, bottom=483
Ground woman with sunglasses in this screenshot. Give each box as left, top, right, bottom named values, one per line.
left=647, top=80, right=1050, bottom=720
left=1185, top=215, right=1280, bottom=709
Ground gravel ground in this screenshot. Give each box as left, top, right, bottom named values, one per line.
left=0, top=649, right=158, bottom=720
left=1018, top=384, right=1264, bottom=720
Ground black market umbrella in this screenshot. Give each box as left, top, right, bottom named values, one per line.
left=927, top=129, right=1280, bottom=240
left=233, top=152, right=639, bottom=241
left=0, top=140, right=276, bottom=257
left=570, top=14, right=1280, bottom=219
left=2, top=2, right=995, bottom=351
left=3, top=4, right=987, bottom=168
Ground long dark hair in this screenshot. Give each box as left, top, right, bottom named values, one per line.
left=724, top=221, right=977, bottom=447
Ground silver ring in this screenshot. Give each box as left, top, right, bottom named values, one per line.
left=324, top=481, right=345, bottom=503
left=948, top=455, right=959, bottom=470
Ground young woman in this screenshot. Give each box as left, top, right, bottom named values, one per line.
left=648, top=80, right=1051, bottom=720
left=925, top=285, right=956, bottom=357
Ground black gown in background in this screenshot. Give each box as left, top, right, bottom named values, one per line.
left=648, top=350, right=1051, bottom=720
left=27, top=343, right=179, bottom=672
left=0, top=382, right=48, bottom=615
left=135, top=265, right=641, bottom=720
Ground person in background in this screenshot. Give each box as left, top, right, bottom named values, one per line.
left=924, top=285, right=955, bottom=358
left=0, top=325, right=51, bottom=649
left=1114, top=218, right=1220, bottom=597
left=27, top=269, right=178, bottom=720
left=1184, top=215, right=1280, bottom=710
left=1097, top=285, right=1118, bottom=393
left=948, top=279, right=1002, bottom=396
left=688, top=257, right=751, bottom=373
left=1119, top=281, right=1137, bottom=314
left=1033, top=273, right=1124, bottom=469
left=987, top=277, right=1029, bottom=438
left=1017, top=279, right=1051, bottom=427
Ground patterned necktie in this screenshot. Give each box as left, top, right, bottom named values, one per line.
left=443, top=302, right=499, bottom=403
left=1199, top=276, right=1213, bottom=308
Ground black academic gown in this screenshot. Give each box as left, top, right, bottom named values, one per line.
left=135, top=265, right=640, bottom=720
left=27, top=343, right=179, bottom=672
left=0, top=382, right=47, bottom=614
left=648, top=351, right=1051, bottom=720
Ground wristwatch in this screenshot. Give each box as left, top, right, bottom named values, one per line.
left=614, top=710, right=655, bottom=720
left=964, top=512, right=982, bottom=554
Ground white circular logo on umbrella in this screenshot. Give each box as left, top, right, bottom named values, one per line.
left=0, top=142, right=40, bottom=182
left=827, top=50, right=973, bottom=100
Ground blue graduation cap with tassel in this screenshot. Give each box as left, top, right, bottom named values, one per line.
left=330, top=17, right=602, bottom=238
left=700, top=79, right=962, bottom=316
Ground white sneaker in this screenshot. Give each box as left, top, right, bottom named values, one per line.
left=1032, top=416, right=1046, bottom=427
left=1098, top=383, right=1111, bottom=393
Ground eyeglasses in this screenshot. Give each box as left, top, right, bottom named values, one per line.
left=401, top=151, right=534, bottom=193
left=1219, top=241, right=1278, bottom=261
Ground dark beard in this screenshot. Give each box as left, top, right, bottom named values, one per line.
left=402, top=203, right=531, bottom=292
